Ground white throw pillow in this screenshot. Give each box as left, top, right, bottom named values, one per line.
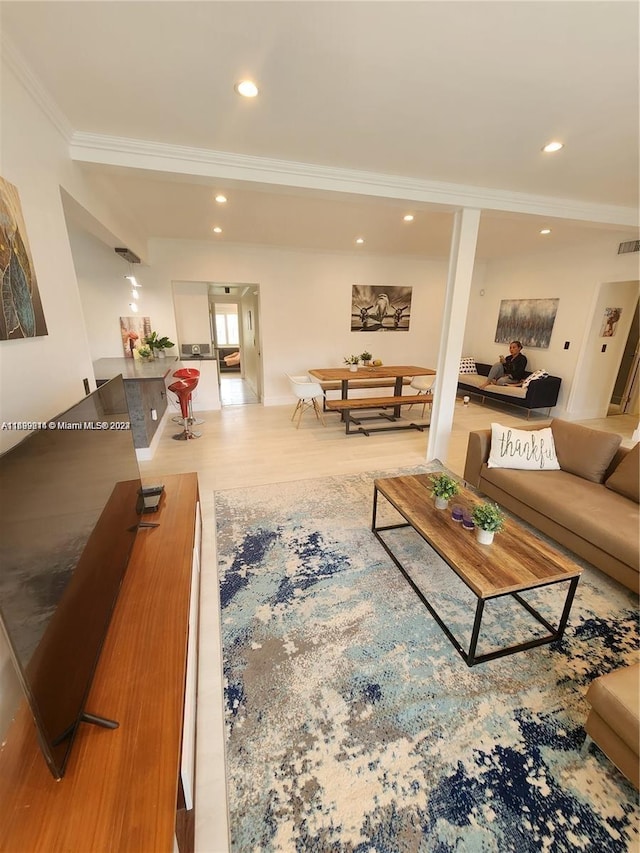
left=487, top=423, right=560, bottom=470
left=459, top=357, right=477, bottom=374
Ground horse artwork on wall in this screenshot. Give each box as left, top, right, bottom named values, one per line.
left=0, top=176, right=48, bottom=340
left=351, top=285, right=412, bottom=331
left=494, top=298, right=559, bottom=349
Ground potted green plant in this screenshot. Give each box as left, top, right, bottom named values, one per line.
left=145, top=331, right=175, bottom=358
left=471, top=502, right=505, bottom=544
left=360, top=350, right=373, bottom=366
left=344, top=355, right=360, bottom=372
left=137, top=344, right=153, bottom=360
left=429, top=472, right=459, bottom=509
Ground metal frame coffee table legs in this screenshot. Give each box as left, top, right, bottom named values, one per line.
left=372, top=485, right=580, bottom=667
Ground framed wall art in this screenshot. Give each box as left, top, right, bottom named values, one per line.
left=0, top=176, right=48, bottom=340
left=351, top=285, right=412, bottom=331
left=494, top=298, right=559, bottom=349
left=600, top=307, right=622, bottom=337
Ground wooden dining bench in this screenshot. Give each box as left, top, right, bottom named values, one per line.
left=319, top=377, right=412, bottom=410
left=325, top=394, right=431, bottom=435
left=319, top=377, right=412, bottom=392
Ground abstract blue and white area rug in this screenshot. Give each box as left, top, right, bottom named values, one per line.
left=215, top=466, right=639, bottom=852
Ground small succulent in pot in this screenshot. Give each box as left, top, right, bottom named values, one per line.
left=360, top=351, right=373, bottom=365
left=471, top=502, right=505, bottom=532
left=429, top=473, right=460, bottom=501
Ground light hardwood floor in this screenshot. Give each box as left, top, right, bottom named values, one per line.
left=139, top=393, right=636, bottom=853
left=142, top=389, right=636, bottom=491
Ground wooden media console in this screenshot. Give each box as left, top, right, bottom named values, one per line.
left=0, top=473, right=201, bottom=853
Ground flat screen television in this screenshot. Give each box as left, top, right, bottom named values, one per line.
left=0, top=375, right=142, bottom=778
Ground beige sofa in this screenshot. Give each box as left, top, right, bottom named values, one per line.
left=464, top=419, right=639, bottom=786
left=585, top=664, right=639, bottom=789
left=463, top=419, right=639, bottom=593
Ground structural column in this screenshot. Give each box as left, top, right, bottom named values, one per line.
left=427, top=207, right=481, bottom=463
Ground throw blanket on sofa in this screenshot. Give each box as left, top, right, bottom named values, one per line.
left=521, top=369, right=550, bottom=389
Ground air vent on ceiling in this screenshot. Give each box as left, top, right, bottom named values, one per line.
left=617, top=240, right=640, bottom=254
left=115, top=247, right=141, bottom=263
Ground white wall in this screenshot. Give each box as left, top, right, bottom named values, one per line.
left=147, top=239, right=451, bottom=405
left=0, top=65, right=93, bottom=449
left=173, top=282, right=210, bottom=349
left=463, top=238, right=640, bottom=417
left=68, top=224, right=178, bottom=362
left=0, top=61, right=149, bottom=452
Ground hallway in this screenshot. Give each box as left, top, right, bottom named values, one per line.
left=219, top=376, right=259, bottom=406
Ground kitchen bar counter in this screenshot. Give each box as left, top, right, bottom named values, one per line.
left=93, top=357, right=178, bottom=452
left=93, top=356, right=177, bottom=382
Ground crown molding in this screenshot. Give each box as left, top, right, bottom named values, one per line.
left=69, top=131, right=638, bottom=228
left=3, top=34, right=637, bottom=230
left=1, top=34, right=74, bottom=144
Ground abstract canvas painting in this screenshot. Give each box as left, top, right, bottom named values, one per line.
left=494, top=298, right=559, bottom=349
left=0, top=176, right=48, bottom=340
left=351, top=285, right=412, bottom=331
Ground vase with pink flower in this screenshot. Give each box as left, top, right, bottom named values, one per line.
left=125, top=330, right=139, bottom=357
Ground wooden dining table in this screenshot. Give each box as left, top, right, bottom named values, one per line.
left=308, top=365, right=436, bottom=419
left=308, top=364, right=435, bottom=398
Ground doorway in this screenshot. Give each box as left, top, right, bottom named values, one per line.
left=209, top=283, right=262, bottom=406
left=610, top=299, right=639, bottom=416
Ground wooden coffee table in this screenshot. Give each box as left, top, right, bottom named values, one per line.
left=372, top=474, right=583, bottom=666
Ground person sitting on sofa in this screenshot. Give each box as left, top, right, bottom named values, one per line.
left=480, top=340, right=527, bottom=388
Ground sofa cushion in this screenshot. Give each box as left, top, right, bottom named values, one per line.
left=487, top=423, right=560, bottom=470
left=551, top=419, right=622, bottom=484
left=459, top=357, right=477, bottom=374
left=458, top=374, right=527, bottom=398
left=605, top=443, right=639, bottom=503
left=479, top=465, right=640, bottom=571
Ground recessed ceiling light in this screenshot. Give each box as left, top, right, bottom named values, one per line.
left=542, top=141, right=564, bottom=153
left=235, top=80, right=259, bottom=98
left=213, top=226, right=222, bottom=234
left=215, top=194, right=227, bottom=204
left=355, top=237, right=365, bottom=245
left=540, top=228, right=552, bottom=235
left=403, top=214, right=414, bottom=222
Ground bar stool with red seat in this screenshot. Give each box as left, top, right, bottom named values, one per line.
left=168, top=377, right=201, bottom=440
left=172, top=367, right=204, bottom=425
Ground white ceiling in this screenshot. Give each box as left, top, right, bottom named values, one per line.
left=2, top=1, right=639, bottom=259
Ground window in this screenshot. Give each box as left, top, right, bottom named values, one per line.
left=214, top=305, right=239, bottom=346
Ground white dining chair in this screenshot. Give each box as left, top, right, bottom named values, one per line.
left=407, top=375, right=436, bottom=417
left=286, top=374, right=326, bottom=428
